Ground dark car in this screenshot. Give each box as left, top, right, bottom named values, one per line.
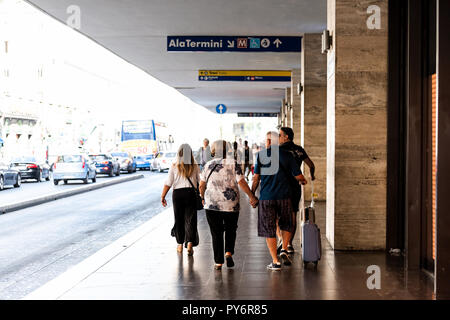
left=9, top=157, right=50, bottom=182
left=0, top=161, right=21, bottom=190
left=88, top=154, right=120, bottom=177
left=111, top=152, right=137, bottom=173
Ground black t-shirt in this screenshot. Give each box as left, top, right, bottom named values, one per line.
left=280, top=141, right=308, bottom=167
left=280, top=141, right=308, bottom=195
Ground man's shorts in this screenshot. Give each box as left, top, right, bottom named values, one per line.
left=257, top=199, right=294, bottom=238
left=291, top=188, right=302, bottom=213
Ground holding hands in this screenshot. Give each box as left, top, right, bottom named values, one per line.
left=249, top=194, right=259, bottom=208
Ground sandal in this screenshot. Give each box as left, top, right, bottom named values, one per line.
left=214, top=264, right=222, bottom=270
left=187, top=243, right=194, bottom=256
left=177, top=244, right=183, bottom=253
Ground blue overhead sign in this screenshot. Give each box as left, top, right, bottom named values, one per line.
left=167, top=36, right=302, bottom=52
left=216, top=104, right=227, bottom=114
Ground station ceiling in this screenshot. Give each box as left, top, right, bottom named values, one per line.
left=27, top=0, right=327, bottom=114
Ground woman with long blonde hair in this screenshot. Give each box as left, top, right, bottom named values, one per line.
left=161, top=144, right=200, bottom=255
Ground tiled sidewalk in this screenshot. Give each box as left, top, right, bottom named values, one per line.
left=25, top=196, right=435, bottom=300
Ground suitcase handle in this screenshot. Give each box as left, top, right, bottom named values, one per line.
left=311, top=180, right=315, bottom=208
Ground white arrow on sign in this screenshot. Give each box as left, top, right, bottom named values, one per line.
left=274, top=38, right=282, bottom=48
left=218, top=105, right=224, bottom=113
left=227, top=40, right=235, bottom=48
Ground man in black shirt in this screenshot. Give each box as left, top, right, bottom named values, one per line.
left=278, top=127, right=316, bottom=254
left=243, top=140, right=253, bottom=181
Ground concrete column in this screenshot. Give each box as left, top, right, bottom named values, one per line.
left=278, top=102, right=284, bottom=128
left=326, top=0, right=388, bottom=250
left=291, top=69, right=301, bottom=146
left=285, top=88, right=291, bottom=128
left=301, top=34, right=327, bottom=202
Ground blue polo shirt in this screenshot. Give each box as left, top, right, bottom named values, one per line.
left=254, top=147, right=302, bottom=200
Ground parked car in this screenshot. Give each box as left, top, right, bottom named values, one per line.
left=0, top=161, right=21, bottom=190
left=9, top=156, right=50, bottom=182
left=88, top=154, right=120, bottom=177
left=111, top=152, right=137, bottom=173
left=52, top=154, right=97, bottom=185
left=135, top=154, right=154, bottom=171
left=151, top=151, right=177, bottom=172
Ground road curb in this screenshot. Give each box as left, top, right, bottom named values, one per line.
left=0, top=174, right=145, bottom=215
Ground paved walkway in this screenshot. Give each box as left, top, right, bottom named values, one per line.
left=24, top=195, right=435, bottom=300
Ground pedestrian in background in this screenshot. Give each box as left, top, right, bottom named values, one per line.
left=243, top=140, right=253, bottom=181
left=196, top=138, right=212, bottom=171
left=161, top=144, right=200, bottom=256
left=199, top=140, right=258, bottom=270
left=232, top=141, right=243, bottom=165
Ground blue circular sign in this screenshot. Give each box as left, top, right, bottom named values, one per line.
left=216, top=104, right=227, bottom=114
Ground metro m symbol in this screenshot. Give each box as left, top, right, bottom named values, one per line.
left=237, top=38, right=248, bottom=49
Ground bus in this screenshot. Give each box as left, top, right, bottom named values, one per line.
left=120, top=120, right=174, bottom=156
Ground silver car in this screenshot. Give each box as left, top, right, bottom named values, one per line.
left=52, top=154, right=97, bottom=185
left=151, top=151, right=177, bottom=172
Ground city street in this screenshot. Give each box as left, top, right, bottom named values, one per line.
left=0, top=170, right=171, bottom=300
left=0, top=170, right=141, bottom=206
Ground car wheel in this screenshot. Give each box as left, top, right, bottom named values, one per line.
left=0, top=176, right=4, bottom=191
left=14, top=175, right=21, bottom=188
left=53, top=180, right=59, bottom=186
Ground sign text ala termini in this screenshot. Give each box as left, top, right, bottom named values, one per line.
left=167, top=36, right=302, bottom=52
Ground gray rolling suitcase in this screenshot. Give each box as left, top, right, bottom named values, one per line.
left=301, top=182, right=322, bottom=268
left=301, top=221, right=322, bottom=268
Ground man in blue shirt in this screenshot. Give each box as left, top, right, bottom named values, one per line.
left=251, top=131, right=307, bottom=271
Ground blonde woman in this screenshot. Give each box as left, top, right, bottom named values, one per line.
left=161, top=144, right=200, bottom=256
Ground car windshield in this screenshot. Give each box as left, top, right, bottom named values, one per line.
left=165, top=153, right=176, bottom=158
left=111, top=153, right=128, bottom=158
left=57, top=155, right=83, bottom=163
left=11, top=157, right=36, bottom=163
left=89, top=155, right=109, bottom=161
